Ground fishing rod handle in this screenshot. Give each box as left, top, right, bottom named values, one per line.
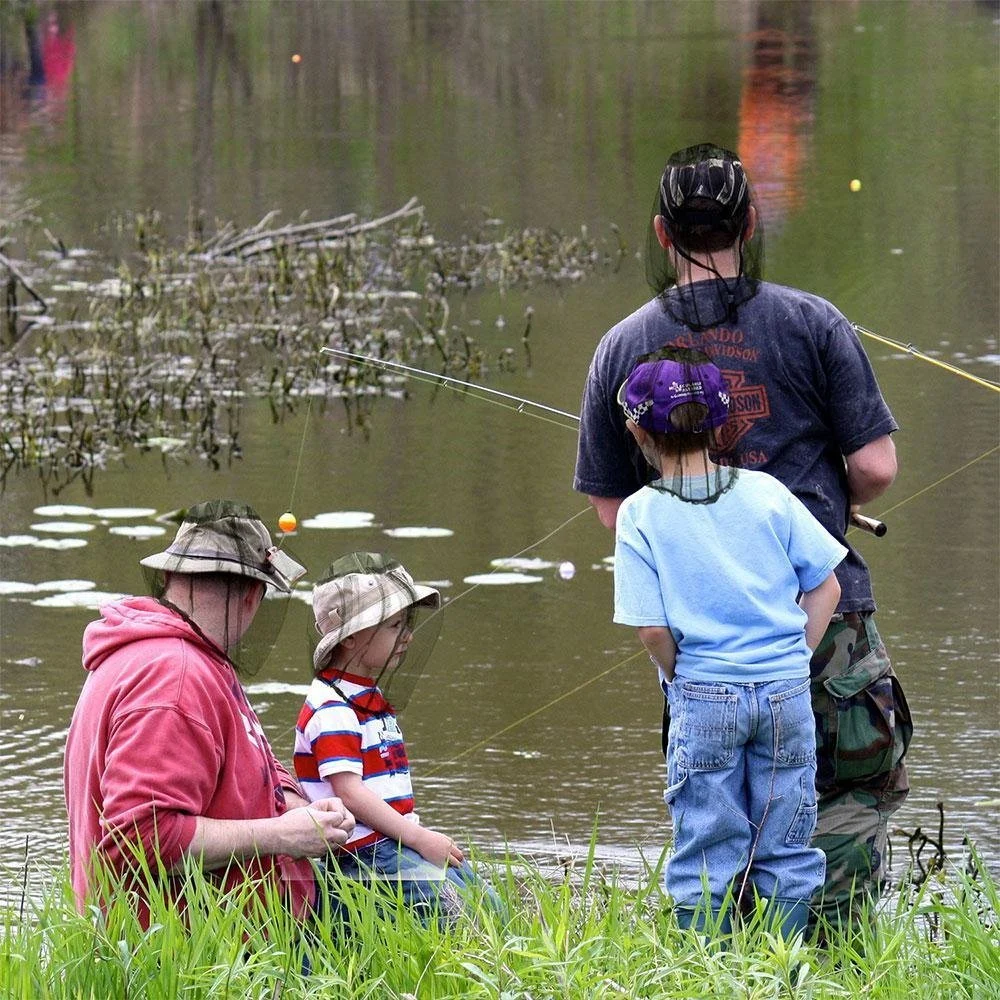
left=850, top=512, right=887, bottom=537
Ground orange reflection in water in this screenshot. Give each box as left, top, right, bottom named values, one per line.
left=738, top=25, right=816, bottom=233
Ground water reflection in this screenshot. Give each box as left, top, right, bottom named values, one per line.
left=738, top=1, right=816, bottom=231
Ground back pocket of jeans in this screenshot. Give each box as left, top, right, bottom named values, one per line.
left=677, top=686, right=738, bottom=770
left=771, top=680, right=816, bottom=766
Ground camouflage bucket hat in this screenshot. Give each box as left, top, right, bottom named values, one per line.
left=140, top=499, right=305, bottom=593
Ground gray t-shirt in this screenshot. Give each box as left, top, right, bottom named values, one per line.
left=574, top=279, right=898, bottom=612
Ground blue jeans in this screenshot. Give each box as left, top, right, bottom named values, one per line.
left=664, top=676, right=825, bottom=936
left=327, top=839, right=501, bottom=923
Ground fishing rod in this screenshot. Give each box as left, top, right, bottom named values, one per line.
left=321, top=347, right=579, bottom=422
left=853, top=324, right=1000, bottom=394
left=321, top=346, right=888, bottom=537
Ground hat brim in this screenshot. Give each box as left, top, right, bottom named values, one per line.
left=312, top=584, right=440, bottom=670
left=139, top=551, right=292, bottom=593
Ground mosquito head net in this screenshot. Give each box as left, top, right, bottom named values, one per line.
left=619, top=346, right=739, bottom=504
left=645, top=142, right=765, bottom=331
left=310, top=551, right=442, bottom=712
left=140, top=499, right=306, bottom=675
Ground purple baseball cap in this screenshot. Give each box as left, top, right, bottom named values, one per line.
left=617, top=358, right=730, bottom=433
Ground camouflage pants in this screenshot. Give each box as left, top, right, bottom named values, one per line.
left=808, top=612, right=912, bottom=928
left=658, top=611, right=912, bottom=930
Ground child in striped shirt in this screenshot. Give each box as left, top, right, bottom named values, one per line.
left=294, top=551, right=494, bottom=921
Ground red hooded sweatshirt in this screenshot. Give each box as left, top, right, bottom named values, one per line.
left=64, top=596, right=316, bottom=919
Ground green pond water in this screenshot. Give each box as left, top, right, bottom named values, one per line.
left=0, top=0, right=997, bottom=903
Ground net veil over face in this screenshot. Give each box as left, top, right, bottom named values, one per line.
left=140, top=499, right=305, bottom=676
left=645, top=143, right=765, bottom=332
left=310, top=552, right=442, bottom=712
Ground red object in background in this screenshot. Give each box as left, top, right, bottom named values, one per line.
left=42, top=14, right=76, bottom=99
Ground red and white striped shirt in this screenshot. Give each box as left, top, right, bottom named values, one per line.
left=294, top=667, right=414, bottom=851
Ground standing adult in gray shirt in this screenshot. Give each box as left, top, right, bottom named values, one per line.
left=574, top=143, right=912, bottom=935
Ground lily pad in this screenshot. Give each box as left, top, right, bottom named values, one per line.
left=0, top=536, right=42, bottom=548
left=30, top=521, right=96, bottom=534
left=109, top=525, right=167, bottom=539
left=33, top=538, right=89, bottom=550
left=94, top=507, right=158, bottom=519
left=33, top=504, right=95, bottom=517
left=490, top=557, right=556, bottom=570
left=301, top=511, right=376, bottom=530
left=34, top=580, right=97, bottom=592
left=245, top=681, right=311, bottom=697
left=462, top=572, right=544, bottom=585
left=31, top=590, right=127, bottom=609
left=383, top=527, right=454, bottom=539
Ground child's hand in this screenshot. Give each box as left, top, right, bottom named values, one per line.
left=412, top=827, right=464, bottom=868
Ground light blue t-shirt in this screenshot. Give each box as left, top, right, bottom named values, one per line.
left=614, top=468, right=847, bottom=683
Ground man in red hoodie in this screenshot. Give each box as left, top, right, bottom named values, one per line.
left=64, top=499, right=354, bottom=920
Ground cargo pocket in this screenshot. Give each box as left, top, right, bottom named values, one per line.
left=823, top=643, right=912, bottom=785
left=664, top=759, right=687, bottom=809
left=786, top=773, right=819, bottom=847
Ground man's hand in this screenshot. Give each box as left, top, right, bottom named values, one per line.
left=845, top=435, right=896, bottom=504
left=182, top=799, right=355, bottom=870
left=272, top=797, right=354, bottom=857
left=589, top=494, right=624, bottom=531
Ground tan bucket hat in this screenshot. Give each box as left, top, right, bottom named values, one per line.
left=312, top=552, right=440, bottom=669
left=140, top=499, right=305, bottom=593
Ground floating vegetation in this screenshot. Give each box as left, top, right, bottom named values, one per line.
left=0, top=534, right=88, bottom=549
left=0, top=579, right=97, bottom=598
left=490, top=556, right=558, bottom=570
left=35, top=579, right=97, bottom=592
left=30, top=590, right=127, bottom=609
left=301, top=511, right=377, bottom=530
left=383, top=526, right=454, bottom=538
left=28, top=521, right=96, bottom=534
left=92, top=507, right=158, bottom=519
left=107, top=525, right=167, bottom=539
left=32, top=504, right=95, bottom=517
left=1, top=199, right=622, bottom=495
left=463, top=571, right=544, bottom=585
left=0, top=581, right=43, bottom=595
left=245, top=681, right=311, bottom=697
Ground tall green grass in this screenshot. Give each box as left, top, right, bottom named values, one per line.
left=2, top=846, right=998, bottom=999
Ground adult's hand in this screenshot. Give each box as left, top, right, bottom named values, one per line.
left=845, top=435, right=897, bottom=504
left=589, top=494, right=624, bottom=531
left=272, top=798, right=355, bottom=857
left=182, top=800, right=355, bottom=870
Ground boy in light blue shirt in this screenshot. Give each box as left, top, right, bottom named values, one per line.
left=614, top=347, right=846, bottom=939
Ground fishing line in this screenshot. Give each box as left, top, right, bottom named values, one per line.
left=277, top=338, right=995, bottom=769
left=416, top=505, right=593, bottom=630
left=424, top=649, right=646, bottom=777
left=283, top=394, right=313, bottom=525
left=853, top=324, right=1000, bottom=393
left=269, top=398, right=312, bottom=543
left=863, top=444, right=999, bottom=520
left=422, top=446, right=999, bottom=765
